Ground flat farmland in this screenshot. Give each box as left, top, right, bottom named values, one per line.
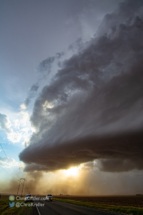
left=55, top=196, right=143, bottom=208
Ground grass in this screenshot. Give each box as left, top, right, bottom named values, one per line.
left=0, top=197, right=33, bottom=215
left=54, top=198, right=143, bottom=215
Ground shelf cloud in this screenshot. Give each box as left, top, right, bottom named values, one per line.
left=19, top=0, right=143, bottom=172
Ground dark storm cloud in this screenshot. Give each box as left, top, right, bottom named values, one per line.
left=38, top=52, right=64, bottom=78
left=22, top=84, right=39, bottom=108
left=68, top=38, right=84, bottom=53
left=22, top=52, right=65, bottom=108
left=38, top=56, right=55, bottom=76
left=56, top=52, right=64, bottom=59
left=20, top=0, right=143, bottom=172
left=20, top=131, right=143, bottom=172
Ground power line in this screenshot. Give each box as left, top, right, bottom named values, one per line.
left=17, top=179, right=22, bottom=195
left=0, top=165, right=17, bottom=180
left=0, top=143, right=20, bottom=177
left=0, top=143, right=28, bottom=195
left=17, top=178, right=26, bottom=196
left=0, top=143, right=7, bottom=157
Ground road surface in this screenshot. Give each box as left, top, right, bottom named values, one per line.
left=34, top=200, right=122, bottom=215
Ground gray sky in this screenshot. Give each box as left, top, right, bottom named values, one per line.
left=0, top=0, right=121, bottom=111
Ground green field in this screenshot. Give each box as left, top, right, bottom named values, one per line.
left=0, top=196, right=33, bottom=215
left=54, top=197, right=143, bottom=215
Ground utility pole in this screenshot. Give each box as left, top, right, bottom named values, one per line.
left=25, top=187, right=29, bottom=195
left=21, top=178, right=26, bottom=196
left=17, top=178, right=26, bottom=196
left=17, top=180, right=21, bottom=195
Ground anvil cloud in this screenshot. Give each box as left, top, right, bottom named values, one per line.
left=19, top=0, right=143, bottom=172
